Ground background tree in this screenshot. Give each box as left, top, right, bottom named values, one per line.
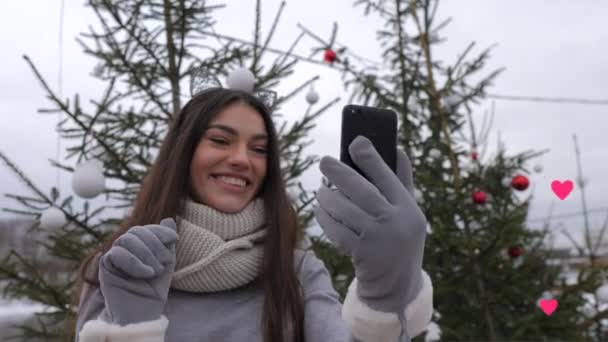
left=303, top=0, right=607, bottom=340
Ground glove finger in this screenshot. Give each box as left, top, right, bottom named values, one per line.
left=114, top=233, right=163, bottom=274
left=129, top=226, right=175, bottom=266
left=159, top=217, right=177, bottom=232
left=146, top=223, right=178, bottom=246
left=104, top=246, right=155, bottom=279
left=396, top=149, right=414, bottom=194
left=348, top=136, right=404, bottom=205
left=320, top=156, right=387, bottom=216
left=313, top=205, right=358, bottom=256
left=317, top=184, right=374, bottom=233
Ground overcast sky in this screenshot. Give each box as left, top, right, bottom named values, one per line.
left=1, top=0, right=606, bottom=249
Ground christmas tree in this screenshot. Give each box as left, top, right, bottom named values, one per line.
left=302, top=0, right=607, bottom=340
left=0, top=0, right=338, bottom=340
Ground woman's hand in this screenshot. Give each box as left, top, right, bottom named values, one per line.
left=314, top=136, right=427, bottom=315
left=98, top=218, right=178, bottom=325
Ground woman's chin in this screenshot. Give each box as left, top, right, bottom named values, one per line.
left=207, top=197, right=251, bottom=214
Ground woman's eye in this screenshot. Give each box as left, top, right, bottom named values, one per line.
left=210, top=138, right=229, bottom=145
left=253, top=147, right=267, bottom=154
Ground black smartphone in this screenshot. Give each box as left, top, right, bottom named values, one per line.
left=340, top=105, right=397, bottom=178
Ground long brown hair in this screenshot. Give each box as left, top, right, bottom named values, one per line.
left=71, top=88, right=305, bottom=341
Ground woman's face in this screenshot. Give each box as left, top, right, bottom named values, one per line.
left=189, top=101, right=268, bottom=213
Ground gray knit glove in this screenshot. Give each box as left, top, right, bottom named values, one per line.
left=98, top=218, right=178, bottom=325
left=314, top=136, right=427, bottom=316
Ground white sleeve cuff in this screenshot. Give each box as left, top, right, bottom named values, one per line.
left=78, top=315, right=168, bottom=342
left=342, top=270, right=433, bottom=342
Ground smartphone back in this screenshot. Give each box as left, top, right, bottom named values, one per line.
left=340, top=105, right=397, bottom=177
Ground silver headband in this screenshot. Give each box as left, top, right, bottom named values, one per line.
left=189, top=67, right=278, bottom=109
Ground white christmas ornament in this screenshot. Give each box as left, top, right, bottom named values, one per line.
left=305, top=88, right=319, bottom=104
left=596, top=284, right=608, bottom=303
left=414, top=188, right=424, bottom=202
left=502, top=177, right=512, bottom=187
left=407, top=97, right=418, bottom=113
left=513, top=257, right=523, bottom=268
left=428, top=148, right=441, bottom=159
left=93, top=64, right=104, bottom=78
left=72, top=160, right=106, bottom=199
left=336, top=274, right=348, bottom=282
left=461, top=163, right=475, bottom=173
left=40, top=207, right=66, bottom=230
left=542, top=290, right=553, bottom=299
left=226, top=67, right=255, bottom=92
left=80, top=234, right=95, bottom=245
left=428, top=33, right=440, bottom=43
left=443, top=94, right=460, bottom=109
left=469, top=221, right=482, bottom=230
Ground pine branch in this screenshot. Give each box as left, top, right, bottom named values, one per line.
left=162, top=0, right=182, bottom=115
left=0, top=151, right=52, bottom=205
left=259, top=1, right=286, bottom=64
left=102, top=0, right=169, bottom=76
left=90, top=5, right=172, bottom=117
left=23, top=55, right=140, bottom=183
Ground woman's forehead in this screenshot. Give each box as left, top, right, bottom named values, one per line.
left=209, top=103, right=267, bottom=138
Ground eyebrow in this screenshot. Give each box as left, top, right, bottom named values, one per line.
left=207, top=124, right=268, bottom=141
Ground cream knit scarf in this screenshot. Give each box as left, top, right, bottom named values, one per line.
left=170, top=198, right=266, bottom=293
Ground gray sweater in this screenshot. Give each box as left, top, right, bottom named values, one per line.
left=76, top=249, right=433, bottom=342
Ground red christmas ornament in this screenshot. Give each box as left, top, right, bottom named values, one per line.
left=323, top=49, right=337, bottom=63
left=472, top=190, right=487, bottom=204
left=511, top=175, right=530, bottom=191
left=471, top=151, right=478, bottom=161
left=508, top=246, right=523, bottom=258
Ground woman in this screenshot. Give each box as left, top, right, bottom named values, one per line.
left=74, top=87, right=433, bottom=342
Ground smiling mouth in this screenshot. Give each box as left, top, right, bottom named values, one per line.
left=210, top=174, right=250, bottom=188
left=209, top=175, right=251, bottom=191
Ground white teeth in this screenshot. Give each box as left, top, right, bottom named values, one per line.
left=215, top=175, right=247, bottom=187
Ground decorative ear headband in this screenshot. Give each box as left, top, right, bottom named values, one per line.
left=189, top=66, right=278, bottom=109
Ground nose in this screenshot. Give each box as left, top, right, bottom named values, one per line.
left=227, top=143, right=250, bottom=168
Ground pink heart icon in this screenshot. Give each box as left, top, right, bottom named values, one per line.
left=551, top=180, right=573, bottom=200
left=539, top=299, right=558, bottom=316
